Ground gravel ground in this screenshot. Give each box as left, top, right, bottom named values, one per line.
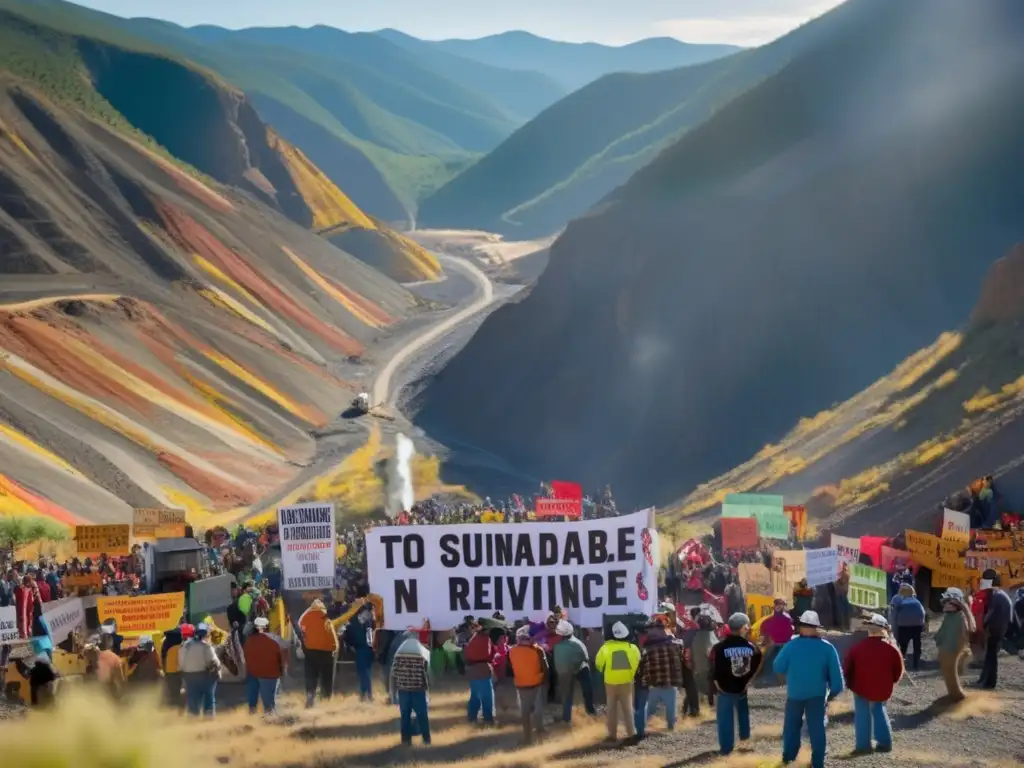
left=589, top=629, right=1024, bottom=767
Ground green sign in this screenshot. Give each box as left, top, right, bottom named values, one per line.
left=722, top=494, right=789, bottom=539
left=758, top=514, right=792, bottom=540
left=849, top=564, right=887, bottom=609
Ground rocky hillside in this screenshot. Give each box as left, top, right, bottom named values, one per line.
left=414, top=0, right=1024, bottom=507
left=0, top=14, right=424, bottom=524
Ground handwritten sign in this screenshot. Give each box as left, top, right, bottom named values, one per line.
left=805, top=548, right=838, bottom=587
left=972, top=529, right=1022, bottom=552
left=75, top=524, right=130, bottom=556
left=771, top=550, right=807, bottom=600
left=62, top=572, right=102, bottom=596
left=0, top=606, right=19, bottom=644
left=96, top=593, right=185, bottom=636
left=722, top=517, right=759, bottom=550
left=933, top=558, right=975, bottom=590
left=133, top=508, right=186, bottom=538
left=738, top=563, right=772, bottom=597
left=942, top=508, right=970, bottom=546
left=831, top=534, right=860, bottom=570
left=905, top=530, right=940, bottom=570
left=880, top=546, right=914, bottom=573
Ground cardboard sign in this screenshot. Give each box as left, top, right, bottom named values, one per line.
left=0, top=605, right=19, bottom=643
left=932, top=558, right=975, bottom=590
left=62, top=572, right=102, bottom=595
left=759, top=514, right=792, bottom=540
left=805, top=548, right=838, bottom=587
left=770, top=550, right=807, bottom=600
left=721, top=517, right=759, bottom=550
left=738, top=563, right=772, bottom=597
left=722, top=494, right=790, bottom=540
left=939, top=539, right=966, bottom=560
left=75, top=524, right=130, bottom=556
left=972, top=529, right=1022, bottom=552
left=535, top=498, right=583, bottom=519
left=154, top=524, right=187, bottom=539
left=849, top=564, right=887, bottom=609
left=43, top=597, right=85, bottom=646
left=831, top=534, right=861, bottom=571
left=96, top=592, right=185, bottom=636
left=746, top=594, right=775, bottom=626
left=905, top=530, right=940, bottom=570
left=133, top=508, right=186, bottom=538
left=942, top=509, right=971, bottom=546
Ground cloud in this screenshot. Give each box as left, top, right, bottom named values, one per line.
left=655, top=0, right=843, bottom=46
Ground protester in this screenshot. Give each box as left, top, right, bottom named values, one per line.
left=344, top=604, right=374, bottom=702
left=553, top=620, right=595, bottom=723
left=979, top=569, right=1013, bottom=689
left=463, top=620, right=496, bottom=725
left=773, top=611, right=845, bottom=768
left=595, top=621, right=640, bottom=742
left=759, top=598, right=793, bottom=663
left=161, top=622, right=193, bottom=707
left=792, top=579, right=814, bottom=617
left=300, top=599, right=340, bottom=707
left=389, top=634, right=432, bottom=745
left=934, top=588, right=974, bottom=701
left=584, top=627, right=606, bottom=707
left=691, top=612, right=718, bottom=709
left=243, top=617, right=285, bottom=715
left=127, top=635, right=163, bottom=686
left=888, top=584, right=926, bottom=671
left=13, top=637, right=60, bottom=707
left=636, top=620, right=685, bottom=733
left=710, top=612, right=762, bottom=756
left=179, top=623, right=221, bottom=717
left=508, top=625, right=549, bottom=744
left=843, top=614, right=903, bottom=755
left=835, top=564, right=852, bottom=630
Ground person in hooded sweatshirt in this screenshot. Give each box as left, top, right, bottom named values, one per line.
left=773, top=610, right=845, bottom=768
left=553, top=619, right=594, bottom=722
left=889, top=584, right=926, bottom=671
left=389, top=634, right=431, bottom=745
left=842, top=614, right=903, bottom=755
left=710, top=613, right=762, bottom=756
left=978, top=569, right=1013, bottom=689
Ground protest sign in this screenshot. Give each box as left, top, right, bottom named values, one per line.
left=75, top=524, right=130, bottom=556
left=770, top=550, right=806, bottom=600
left=723, top=493, right=790, bottom=540
left=536, top=498, right=582, bottom=519
left=278, top=502, right=336, bottom=591
left=738, top=563, right=772, bottom=597
left=784, top=505, right=808, bottom=540
left=972, top=529, right=1022, bottom=552
left=0, top=605, right=18, bottom=643
left=939, top=538, right=966, bottom=560
left=188, top=573, right=235, bottom=622
left=43, top=597, right=85, bottom=645
left=933, top=558, right=975, bottom=590
left=942, top=509, right=971, bottom=546
left=805, top=548, right=838, bottom=587
left=721, top=517, right=759, bottom=551
left=62, top=572, right=102, bottom=596
left=831, top=534, right=860, bottom=570
left=905, top=530, right=940, bottom=570
left=133, top=508, right=186, bottom=538
left=759, top=514, right=792, bottom=540
left=96, top=593, right=185, bottom=636
left=849, top=564, right=887, bottom=609
left=365, top=508, right=657, bottom=629
left=746, top=594, right=775, bottom=625
left=880, top=546, right=914, bottom=573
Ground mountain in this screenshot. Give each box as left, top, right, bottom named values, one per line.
left=0, top=5, right=424, bottom=524
left=417, top=1, right=884, bottom=238
left=413, top=0, right=1024, bottom=509
left=667, top=245, right=1024, bottom=538
left=422, top=30, right=741, bottom=91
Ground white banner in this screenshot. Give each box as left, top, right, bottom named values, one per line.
left=831, top=534, right=860, bottom=571
left=805, top=548, right=838, bottom=587
left=43, top=597, right=85, bottom=645
left=278, top=502, right=336, bottom=591
left=0, top=605, right=19, bottom=644
left=366, top=508, right=658, bottom=629
left=942, top=508, right=971, bottom=542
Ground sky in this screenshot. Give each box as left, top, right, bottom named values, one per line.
left=75, top=0, right=845, bottom=47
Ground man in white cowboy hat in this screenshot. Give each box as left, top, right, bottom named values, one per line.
left=772, top=610, right=844, bottom=768
left=594, top=621, right=641, bottom=742
left=842, top=614, right=903, bottom=755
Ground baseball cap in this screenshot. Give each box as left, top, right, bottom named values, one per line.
left=798, top=610, right=822, bottom=628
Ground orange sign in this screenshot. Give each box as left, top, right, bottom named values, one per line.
left=96, top=593, right=185, bottom=636
left=75, top=525, right=130, bottom=556
left=133, top=508, right=186, bottom=538
left=61, top=573, right=102, bottom=595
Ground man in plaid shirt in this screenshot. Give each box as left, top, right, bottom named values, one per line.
left=389, top=636, right=432, bottom=745
left=637, top=621, right=686, bottom=734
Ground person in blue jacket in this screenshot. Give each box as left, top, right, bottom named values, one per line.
left=773, top=610, right=845, bottom=768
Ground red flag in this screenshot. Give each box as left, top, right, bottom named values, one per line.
left=551, top=481, right=582, bottom=500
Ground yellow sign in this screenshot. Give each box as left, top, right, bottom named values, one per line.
left=746, top=594, right=775, bottom=626
left=905, top=530, right=940, bottom=570
left=155, top=524, right=187, bottom=539
left=75, top=524, right=130, bottom=556
left=932, top=558, right=976, bottom=590
left=133, top=508, right=186, bottom=538
left=972, top=530, right=1022, bottom=552
left=61, top=573, right=102, bottom=595
left=938, top=539, right=965, bottom=560
left=97, top=593, right=186, bottom=636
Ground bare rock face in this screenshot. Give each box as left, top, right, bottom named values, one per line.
left=971, top=245, right=1024, bottom=326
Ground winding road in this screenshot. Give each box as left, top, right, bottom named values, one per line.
left=372, top=253, right=494, bottom=408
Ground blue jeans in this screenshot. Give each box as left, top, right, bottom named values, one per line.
left=355, top=651, right=373, bottom=699
left=634, top=687, right=649, bottom=736
left=647, top=687, right=678, bottom=730
left=716, top=692, right=751, bottom=754
left=853, top=695, right=892, bottom=751
left=183, top=672, right=217, bottom=717
left=468, top=678, right=495, bottom=723
left=399, top=689, right=431, bottom=744
left=782, top=697, right=827, bottom=768
left=246, top=676, right=279, bottom=713
left=562, top=668, right=596, bottom=722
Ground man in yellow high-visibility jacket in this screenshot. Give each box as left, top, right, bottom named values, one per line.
left=594, top=622, right=640, bottom=741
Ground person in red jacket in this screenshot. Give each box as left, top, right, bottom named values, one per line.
left=463, top=621, right=495, bottom=724
left=842, top=614, right=904, bottom=755
left=14, top=575, right=35, bottom=639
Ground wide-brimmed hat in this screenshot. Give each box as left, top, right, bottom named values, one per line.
left=797, top=610, right=822, bottom=628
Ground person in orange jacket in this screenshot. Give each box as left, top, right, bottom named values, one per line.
left=298, top=599, right=339, bottom=708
